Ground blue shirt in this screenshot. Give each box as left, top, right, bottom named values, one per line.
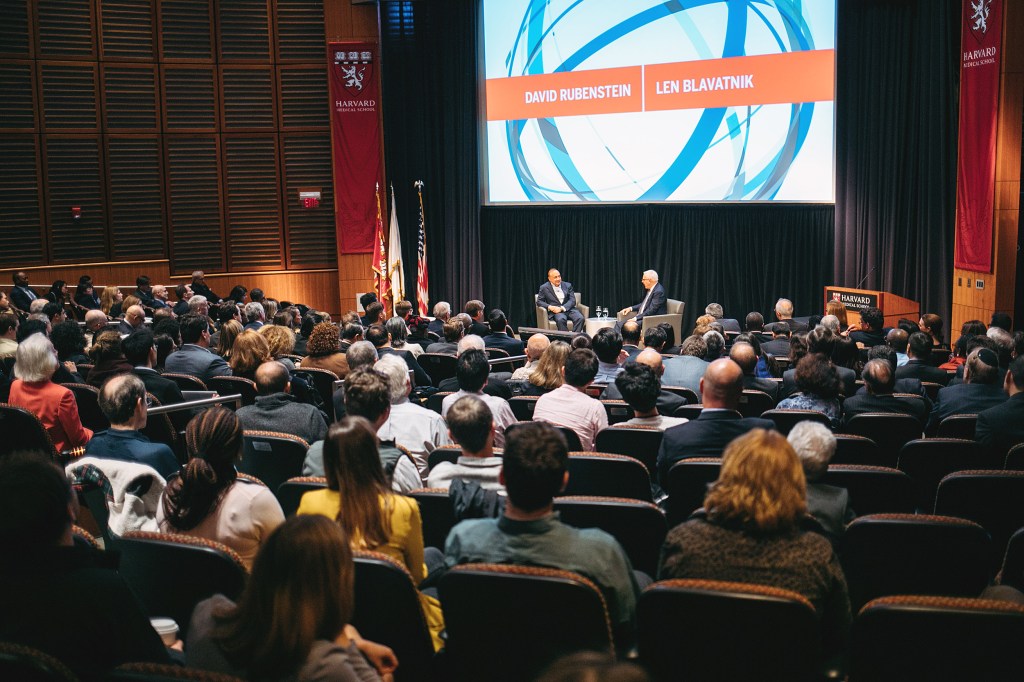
left=84, top=429, right=179, bottom=479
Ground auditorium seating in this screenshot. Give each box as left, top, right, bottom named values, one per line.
left=552, top=496, right=666, bottom=576
left=736, top=389, right=775, bottom=418
left=665, top=458, right=721, bottom=527
left=63, top=384, right=109, bottom=433
left=564, top=452, right=653, bottom=502
left=275, top=476, right=326, bottom=517
left=417, top=353, right=457, bottom=386
left=290, top=367, right=339, bottom=421
left=238, top=431, right=309, bottom=498
left=760, top=408, right=832, bottom=434
left=0, top=642, right=79, bottom=682
left=206, top=376, right=257, bottom=406
left=896, top=438, right=985, bottom=511
left=594, top=425, right=662, bottom=474
left=821, top=465, right=915, bottom=515
left=936, top=413, right=978, bottom=439
left=934, top=470, right=1024, bottom=572
left=844, top=413, right=924, bottom=461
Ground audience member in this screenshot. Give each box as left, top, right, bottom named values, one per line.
left=228, top=329, right=271, bottom=381
left=242, top=301, right=265, bottom=331
left=896, top=332, right=950, bottom=384
left=642, top=325, right=667, bottom=354
left=659, top=322, right=681, bottom=355
left=50, top=319, right=89, bottom=365
left=0, top=312, right=17, bottom=359
left=620, top=320, right=642, bottom=359
left=259, top=323, right=297, bottom=370
left=614, top=362, right=688, bottom=429
left=919, top=313, right=946, bottom=347
left=511, top=333, right=550, bottom=380
left=86, top=331, right=133, bottom=387
left=658, top=429, right=850, bottom=658
left=186, top=515, right=393, bottom=680
left=706, top=302, right=741, bottom=332
left=975, top=355, right=1024, bottom=456
left=375, top=353, right=450, bottom=476
left=729, top=342, right=779, bottom=401
left=358, top=292, right=378, bottom=326
left=887, top=328, right=910, bottom=366
left=214, top=318, right=242, bottom=360
left=926, top=347, right=1006, bottom=435
left=744, top=311, right=765, bottom=334
left=164, top=314, right=231, bottom=382
left=533, top=348, right=608, bottom=450
left=445, top=421, right=640, bottom=648
left=702, top=329, right=726, bottom=360
left=44, top=280, right=68, bottom=306
left=427, top=318, right=463, bottom=355
left=367, top=323, right=432, bottom=386
left=0, top=453, right=172, bottom=678
left=592, top=327, right=626, bottom=383
left=656, top=358, right=774, bottom=483
left=842, top=359, right=927, bottom=425
left=172, top=284, right=192, bottom=316
left=10, top=270, right=38, bottom=312
left=661, top=335, right=709, bottom=394
left=777, top=354, right=843, bottom=428
left=765, top=298, right=808, bottom=333
left=236, top=361, right=328, bottom=445
left=535, top=652, right=649, bottom=682
left=386, top=315, right=423, bottom=358
left=602, top=348, right=686, bottom=417
left=339, top=322, right=364, bottom=353
left=787, top=422, right=856, bottom=543
left=521, top=340, right=571, bottom=396
left=481, top=309, right=524, bottom=355
left=85, top=374, right=177, bottom=478
left=990, top=312, right=1012, bottom=333
left=428, top=395, right=503, bottom=491
left=441, top=349, right=516, bottom=447
left=118, top=305, right=146, bottom=336
left=848, top=306, right=886, bottom=347
left=761, top=321, right=792, bottom=357
left=299, top=321, right=349, bottom=378
left=465, top=299, right=489, bottom=337
left=428, top=301, right=451, bottom=337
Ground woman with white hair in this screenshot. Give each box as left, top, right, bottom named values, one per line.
left=8, top=332, right=93, bottom=452
left=786, top=421, right=855, bottom=542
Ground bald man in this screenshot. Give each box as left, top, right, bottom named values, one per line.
left=601, top=349, right=686, bottom=417
left=537, top=268, right=584, bottom=332
left=117, top=305, right=146, bottom=336
left=511, top=333, right=550, bottom=381
left=656, top=358, right=775, bottom=484
left=729, top=342, right=780, bottom=402
left=83, top=309, right=108, bottom=349
left=236, top=360, right=328, bottom=445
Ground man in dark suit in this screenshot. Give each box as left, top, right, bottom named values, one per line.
left=122, top=328, right=194, bottom=430
left=366, top=323, right=432, bottom=387
left=729, top=341, right=780, bottom=402
left=787, top=421, right=854, bottom=544
left=657, top=357, right=775, bottom=484
left=705, top=303, right=741, bottom=333
left=172, top=284, right=192, bottom=316
left=481, top=309, right=524, bottom=356
left=975, top=355, right=1024, bottom=456
left=426, top=319, right=462, bottom=355
left=190, top=270, right=221, bottom=303
left=163, top=314, right=232, bottom=382
left=842, top=359, right=927, bottom=426
left=620, top=320, right=642, bottom=360
left=764, top=298, right=808, bottom=333
left=465, top=299, right=490, bottom=337
left=926, top=348, right=1006, bottom=435
left=760, top=322, right=792, bottom=358
left=618, top=270, right=666, bottom=325
left=603, top=349, right=686, bottom=417
left=427, top=301, right=451, bottom=337
left=897, top=332, right=951, bottom=385
left=117, top=305, right=146, bottom=336
left=848, top=306, right=887, bottom=347
left=9, top=271, right=37, bottom=314
left=537, top=268, right=585, bottom=332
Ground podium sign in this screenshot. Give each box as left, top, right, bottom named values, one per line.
left=825, top=288, right=878, bottom=312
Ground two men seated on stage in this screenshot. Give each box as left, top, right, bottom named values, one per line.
left=538, top=268, right=668, bottom=333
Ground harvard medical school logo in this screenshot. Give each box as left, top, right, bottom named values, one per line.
left=334, top=50, right=373, bottom=97
left=970, top=0, right=990, bottom=38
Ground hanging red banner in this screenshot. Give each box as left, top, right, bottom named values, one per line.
left=954, top=0, right=1002, bottom=272
left=328, top=41, right=383, bottom=254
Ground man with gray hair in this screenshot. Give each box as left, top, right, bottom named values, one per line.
left=766, top=297, right=808, bottom=333
left=618, top=269, right=666, bottom=326
left=187, top=294, right=210, bottom=319
left=511, top=333, right=550, bottom=380
left=702, top=330, right=726, bottom=360
left=375, top=352, right=450, bottom=477
left=787, top=421, right=855, bottom=542
left=842, top=359, right=928, bottom=425
left=705, top=303, right=741, bottom=333
left=926, top=347, right=1007, bottom=435
left=190, top=270, right=220, bottom=303
left=331, top=340, right=378, bottom=420
left=428, top=301, right=451, bottom=337
left=85, top=374, right=179, bottom=478
left=243, top=301, right=266, bottom=331
left=437, top=334, right=513, bottom=398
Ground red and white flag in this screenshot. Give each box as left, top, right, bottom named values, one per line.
left=415, top=180, right=429, bottom=316
left=371, top=183, right=391, bottom=315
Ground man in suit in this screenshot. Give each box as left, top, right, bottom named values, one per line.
left=339, top=323, right=364, bottom=354
left=657, top=357, right=775, bottom=483
left=620, top=320, right=642, bottom=359
left=848, top=306, right=886, bottom=347
left=729, top=341, right=780, bottom=402
left=602, top=348, right=686, bottom=417
left=705, top=303, right=741, bottom=333
left=190, top=270, right=220, bottom=303
left=428, top=301, right=451, bottom=337
left=926, top=348, right=1006, bottom=435
left=117, top=305, right=145, bottom=336
left=243, top=301, right=266, bottom=331
left=760, top=322, right=792, bottom=358
left=438, top=335, right=512, bottom=399
left=787, top=422, right=854, bottom=544
left=366, top=323, right=432, bottom=387
left=764, top=298, right=808, bottom=333
left=122, top=328, right=186, bottom=410
left=132, top=275, right=158, bottom=309
left=897, top=332, right=951, bottom=385
left=537, top=268, right=584, bottom=332
left=975, top=355, right=1024, bottom=456
left=426, top=319, right=462, bottom=355
left=10, top=271, right=37, bottom=313
left=481, top=309, right=524, bottom=356
left=618, top=270, right=666, bottom=325
left=163, top=313, right=232, bottom=382
left=662, top=335, right=710, bottom=395
left=465, top=300, right=490, bottom=337
left=842, top=359, right=927, bottom=426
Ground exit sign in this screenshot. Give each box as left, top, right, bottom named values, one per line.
left=298, top=188, right=321, bottom=209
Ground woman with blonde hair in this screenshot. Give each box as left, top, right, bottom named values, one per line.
left=259, top=323, right=297, bottom=370
left=522, top=340, right=571, bottom=396
left=659, top=429, right=850, bottom=655
left=159, top=407, right=284, bottom=569
left=99, top=286, right=123, bottom=317
left=216, top=319, right=243, bottom=360
left=297, top=417, right=444, bottom=650
left=825, top=300, right=848, bottom=329
left=228, top=329, right=271, bottom=381
left=186, top=515, right=394, bottom=681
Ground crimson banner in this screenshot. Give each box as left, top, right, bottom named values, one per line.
left=328, top=42, right=382, bottom=254
left=954, top=0, right=1002, bottom=272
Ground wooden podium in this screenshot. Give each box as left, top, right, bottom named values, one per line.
left=823, top=286, right=920, bottom=328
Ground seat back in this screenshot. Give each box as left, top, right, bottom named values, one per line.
left=665, top=458, right=721, bottom=527
left=934, top=470, right=1024, bottom=573
left=850, top=596, right=1024, bottom=681
left=599, top=399, right=634, bottom=425
left=107, top=662, right=245, bottom=681
left=821, top=465, right=914, bottom=515
left=276, top=476, right=326, bottom=517
left=736, top=389, right=775, bottom=418
left=672, top=403, right=704, bottom=420
left=1004, top=442, right=1024, bottom=470
left=117, top=531, right=247, bottom=638
left=291, top=367, right=338, bottom=422
left=408, top=488, right=457, bottom=551
left=840, top=514, right=992, bottom=612
left=564, top=452, right=652, bottom=502
left=936, top=413, right=978, bottom=440
left=661, top=385, right=699, bottom=404
left=0, top=642, right=79, bottom=682
left=417, top=353, right=457, bottom=386
left=897, top=438, right=985, bottom=511
left=63, top=383, right=109, bottom=432
left=638, top=579, right=821, bottom=682
left=161, top=373, right=208, bottom=392
left=831, top=434, right=883, bottom=466
left=140, top=394, right=181, bottom=463
left=352, top=551, right=436, bottom=682
left=426, top=391, right=453, bottom=415
left=760, top=408, right=831, bottom=435
left=426, top=445, right=461, bottom=472
left=553, top=496, right=667, bottom=576
left=845, top=413, right=923, bottom=458
left=0, top=403, right=58, bottom=459
left=594, top=426, right=663, bottom=474
left=206, top=376, right=257, bottom=407
left=998, top=527, right=1024, bottom=593
left=239, top=431, right=309, bottom=498
left=439, top=564, right=614, bottom=682
left=507, top=396, right=540, bottom=421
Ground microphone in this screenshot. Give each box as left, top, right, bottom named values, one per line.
left=855, top=267, right=876, bottom=290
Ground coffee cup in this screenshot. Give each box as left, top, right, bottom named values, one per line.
left=150, top=617, right=178, bottom=646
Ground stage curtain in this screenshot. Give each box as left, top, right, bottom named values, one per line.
left=835, top=0, right=960, bottom=326
left=481, top=204, right=834, bottom=335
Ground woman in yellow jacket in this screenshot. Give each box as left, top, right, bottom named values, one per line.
left=297, top=416, right=444, bottom=650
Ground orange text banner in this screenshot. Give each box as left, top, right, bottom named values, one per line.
left=486, top=66, right=642, bottom=120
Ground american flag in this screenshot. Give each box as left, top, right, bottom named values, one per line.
left=415, top=180, right=429, bottom=316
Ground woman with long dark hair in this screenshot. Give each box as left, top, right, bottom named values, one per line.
left=44, top=280, right=67, bottom=307
left=158, top=407, right=284, bottom=569
left=186, top=515, right=394, bottom=681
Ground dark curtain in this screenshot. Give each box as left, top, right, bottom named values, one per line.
left=380, top=0, right=482, bottom=312
left=481, top=204, right=834, bottom=335
left=835, top=0, right=960, bottom=326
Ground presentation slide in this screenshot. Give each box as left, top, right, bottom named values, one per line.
left=481, top=0, right=836, bottom=203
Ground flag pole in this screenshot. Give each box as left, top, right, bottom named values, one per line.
left=415, top=180, right=429, bottom=316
